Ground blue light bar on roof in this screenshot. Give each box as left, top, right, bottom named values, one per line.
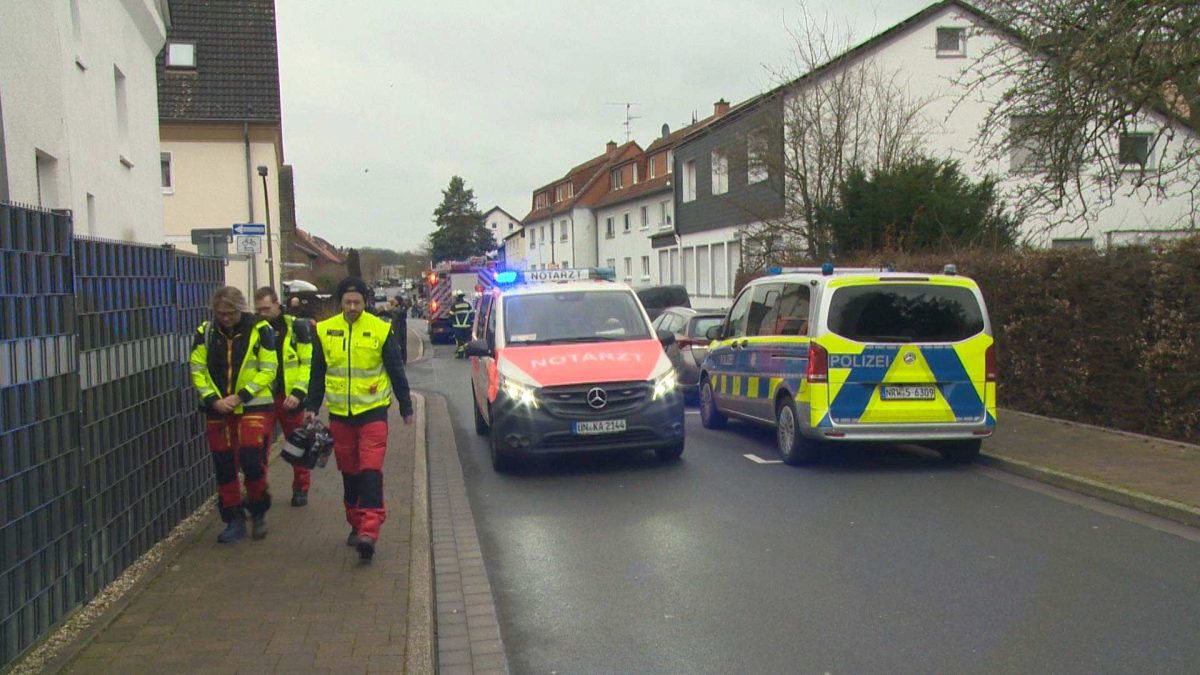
left=494, top=270, right=518, bottom=285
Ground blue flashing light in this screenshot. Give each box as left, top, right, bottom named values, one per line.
left=821, top=262, right=834, bottom=275
left=766, top=266, right=782, bottom=275
left=593, top=267, right=617, bottom=281
left=494, top=270, right=518, bottom=285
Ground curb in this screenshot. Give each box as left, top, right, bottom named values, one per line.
left=408, top=325, right=432, bottom=365
left=978, top=452, right=1200, bottom=529
left=405, top=393, right=435, bottom=674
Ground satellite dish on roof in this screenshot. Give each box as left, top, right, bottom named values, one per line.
left=662, top=124, right=670, bottom=139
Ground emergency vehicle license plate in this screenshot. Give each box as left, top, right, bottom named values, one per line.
left=573, top=420, right=627, bottom=435
left=880, top=385, right=936, bottom=400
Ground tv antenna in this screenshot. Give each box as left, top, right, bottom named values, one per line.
left=605, top=102, right=641, bottom=142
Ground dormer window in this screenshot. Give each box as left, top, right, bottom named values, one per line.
left=936, top=27, right=965, bottom=57
left=610, top=168, right=624, bottom=190
left=165, top=41, right=197, bottom=69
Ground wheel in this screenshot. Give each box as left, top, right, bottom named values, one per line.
left=937, top=439, right=982, bottom=464
left=490, top=410, right=514, bottom=472
left=655, top=441, right=684, bottom=462
left=472, top=384, right=489, bottom=435
left=776, top=394, right=820, bottom=465
left=699, top=376, right=727, bottom=429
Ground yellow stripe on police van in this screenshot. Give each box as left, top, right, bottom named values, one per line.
left=748, top=377, right=760, bottom=399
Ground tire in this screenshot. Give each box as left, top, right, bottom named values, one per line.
left=699, top=376, right=727, bottom=429
left=776, top=394, right=821, bottom=465
left=937, top=439, right=982, bottom=464
left=655, top=441, right=685, bottom=462
left=490, top=413, right=514, bottom=472
left=472, top=384, right=489, bottom=436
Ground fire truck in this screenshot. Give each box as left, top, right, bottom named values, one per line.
left=425, top=258, right=499, bottom=343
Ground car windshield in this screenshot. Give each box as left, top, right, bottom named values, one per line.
left=827, top=283, right=985, bottom=343
left=690, top=317, right=723, bottom=338
left=504, top=291, right=652, bottom=344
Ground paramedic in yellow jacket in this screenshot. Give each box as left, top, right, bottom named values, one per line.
left=190, top=286, right=280, bottom=544
left=254, top=286, right=315, bottom=506
left=306, top=277, right=414, bottom=562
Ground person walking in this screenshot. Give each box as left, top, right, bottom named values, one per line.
left=254, top=286, right=316, bottom=506
left=389, top=296, right=410, bottom=363
left=305, top=277, right=414, bottom=562
left=190, top=286, right=279, bottom=543
left=450, top=290, right=473, bottom=358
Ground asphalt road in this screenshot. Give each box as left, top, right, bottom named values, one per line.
left=405, top=332, right=1200, bottom=674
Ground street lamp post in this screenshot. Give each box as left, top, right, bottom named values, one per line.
left=257, top=165, right=276, bottom=291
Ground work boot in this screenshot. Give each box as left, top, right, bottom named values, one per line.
left=291, top=489, right=308, bottom=507
left=347, top=529, right=358, bottom=547
left=251, top=514, right=268, bottom=540
left=217, top=518, right=246, bottom=544
left=356, top=535, right=375, bottom=562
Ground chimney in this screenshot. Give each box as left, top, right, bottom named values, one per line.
left=714, top=98, right=730, bottom=117
left=661, top=123, right=671, bottom=139
left=606, top=140, right=618, bottom=153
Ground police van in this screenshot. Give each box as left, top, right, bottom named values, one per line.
left=465, top=268, right=686, bottom=471
left=699, top=264, right=996, bottom=464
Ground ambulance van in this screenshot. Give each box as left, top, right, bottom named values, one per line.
left=465, top=268, right=686, bottom=471
left=699, top=265, right=996, bottom=465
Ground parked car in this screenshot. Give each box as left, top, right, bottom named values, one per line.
left=636, top=285, right=691, bottom=321
left=651, top=307, right=727, bottom=403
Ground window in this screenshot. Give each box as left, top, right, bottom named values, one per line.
left=705, top=241, right=724, bottom=294
left=193, top=228, right=230, bottom=258
left=1010, top=115, right=1043, bottom=173
left=633, top=163, right=640, bottom=183
left=711, top=150, right=729, bottom=195
left=35, top=150, right=60, bottom=209
left=936, top=27, right=966, bottom=56
left=504, top=292, right=651, bottom=343
left=562, top=260, right=569, bottom=268
left=86, top=193, right=96, bottom=236
left=605, top=217, right=615, bottom=238
left=723, top=287, right=756, bottom=339
left=667, top=150, right=674, bottom=174
left=681, top=247, right=695, bottom=294
left=660, top=200, right=672, bottom=228
left=697, top=246, right=710, bottom=295
left=640, top=205, right=649, bottom=229
left=640, top=256, right=650, bottom=279
left=649, top=155, right=658, bottom=179
left=1119, top=132, right=1154, bottom=168
left=555, top=183, right=573, bottom=202
left=509, top=221, right=515, bottom=230
left=828, top=284, right=985, bottom=343
left=747, top=129, right=769, bottom=183
left=623, top=212, right=631, bottom=233
left=761, top=284, right=810, bottom=336
left=683, top=160, right=697, bottom=202
left=165, top=41, right=197, bottom=69
left=606, top=258, right=616, bottom=271
left=535, top=192, right=550, bottom=209
left=623, top=257, right=632, bottom=280
left=610, top=167, right=624, bottom=190
left=560, top=219, right=568, bottom=241
left=746, top=283, right=783, bottom=337
left=160, top=152, right=173, bottom=192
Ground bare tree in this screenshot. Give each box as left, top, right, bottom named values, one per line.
left=960, top=0, right=1200, bottom=230
left=737, top=8, right=933, bottom=268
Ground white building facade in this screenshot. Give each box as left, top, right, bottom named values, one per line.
left=0, top=0, right=170, bottom=241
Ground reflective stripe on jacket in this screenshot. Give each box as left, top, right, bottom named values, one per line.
left=314, top=311, right=393, bottom=417
left=278, top=314, right=314, bottom=398
left=189, top=315, right=279, bottom=413
left=450, top=301, right=473, bottom=328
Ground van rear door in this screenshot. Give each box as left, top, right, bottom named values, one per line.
left=821, top=280, right=990, bottom=425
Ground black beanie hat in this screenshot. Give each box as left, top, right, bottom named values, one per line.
left=335, top=277, right=371, bottom=303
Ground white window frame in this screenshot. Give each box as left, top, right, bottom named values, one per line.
left=611, top=168, right=624, bottom=190
left=935, top=27, right=966, bottom=57
left=667, top=150, right=674, bottom=174
left=640, top=255, right=651, bottom=280
left=649, top=155, right=658, bottom=179
left=711, top=150, right=729, bottom=195
left=160, top=151, right=173, bottom=193
left=165, top=41, right=197, bottom=69
left=623, top=212, right=631, bottom=233
left=605, top=217, right=615, bottom=239
left=623, top=257, right=633, bottom=280
left=1118, top=131, right=1156, bottom=170
left=683, top=159, right=697, bottom=202
left=640, top=205, right=649, bottom=230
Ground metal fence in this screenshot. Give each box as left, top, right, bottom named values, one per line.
left=0, top=204, right=223, bottom=668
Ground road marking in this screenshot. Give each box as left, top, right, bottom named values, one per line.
left=684, top=410, right=700, bottom=415
left=744, top=453, right=783, bottom=464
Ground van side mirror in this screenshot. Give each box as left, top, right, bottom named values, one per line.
left=464, top=339, right=492, bottom=358
left=705, top=325, right=723, bottom=341
left=656, top=329, right=676, bottom=348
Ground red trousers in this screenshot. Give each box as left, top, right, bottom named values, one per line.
left=205, top=411, right=272, bottom=523
left=273, top=394, right=311, bottom=491
left=330, top=419, right=388, bottom=541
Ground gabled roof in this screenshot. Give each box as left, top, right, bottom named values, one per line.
left=591, top=174, right=672, bottom=210
left=483, top=206, right=519, bottom=222
left=293, top=227, right=346, bottom=265
left=522, top=141, right=641, bottom=223
left=157, top=0, right=282, bottom=121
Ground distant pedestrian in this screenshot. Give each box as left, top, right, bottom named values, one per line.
left=305, top=277, right=414, bottom=562
left=190, top=286, right=279, bottom=544
left=389, top=296, right=410, bottom=363
left=254, top=286, right=316, bottom=507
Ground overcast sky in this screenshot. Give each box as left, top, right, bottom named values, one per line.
left=276, top=0, right=932, bottom=253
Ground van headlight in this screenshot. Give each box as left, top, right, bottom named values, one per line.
left=501, top=376, right=539, bottom=409
left=651, top=371, right=677, bottom=401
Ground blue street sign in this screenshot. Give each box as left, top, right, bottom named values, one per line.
left=232, top=223, right=266, bottom=236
